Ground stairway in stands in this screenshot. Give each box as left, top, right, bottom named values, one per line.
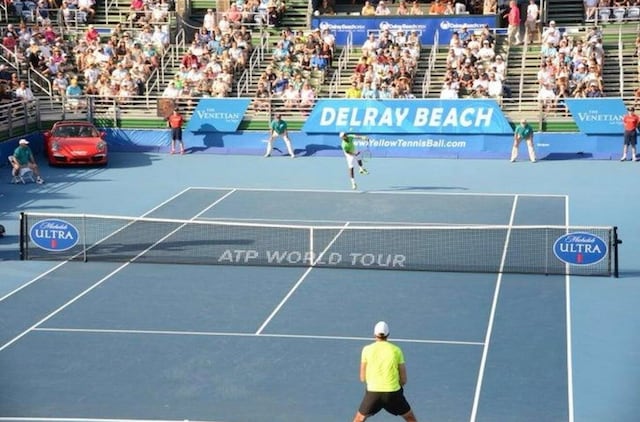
left=546, top=0, right=586, bottom=25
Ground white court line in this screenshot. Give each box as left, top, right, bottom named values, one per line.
left=185, top=186, right=569, bottom=198
left=32, top=327, right=484, bottom=346
left=197, top=216, right=491, bottom=227
left=0, top=418, right=225, bottom=422
left=0, top=190, right=238, bottom=353
left=565, top=195, right=575, bottom=422
left=468, top=194, right=519, bottom=422
left=254, top=222, right=351, bottom=335
left=0, top=187, right=197, bottom=305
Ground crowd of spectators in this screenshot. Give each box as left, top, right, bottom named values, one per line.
left=535, top=24, right=605, bottom=113
left=1, top=0, right=174, bottom=109
left=313, top=0, right=482, bottom=16
left=438, top=24, right=509, bottom=100
left=344, top=28, right=420, bottom=99
left=250, top=26, right=333, bottom=113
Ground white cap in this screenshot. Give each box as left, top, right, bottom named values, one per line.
left=339, top=132, right=346, bottom=137
left=19, top=139, right=29, bottom=145
left=374, top=321, right=389, bottom=337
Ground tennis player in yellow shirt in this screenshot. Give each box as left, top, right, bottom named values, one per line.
left=352, top=321, right=418, bottom=422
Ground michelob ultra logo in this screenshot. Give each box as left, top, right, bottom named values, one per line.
left=553, top=232, right=608, bottom=266
left=30, top=219, right=80, bottom=251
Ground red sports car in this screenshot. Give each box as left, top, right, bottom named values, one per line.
left=43, top=120, right=108, bottom=166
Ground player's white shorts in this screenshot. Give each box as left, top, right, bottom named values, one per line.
left=344, top=152, right=357, bottom=169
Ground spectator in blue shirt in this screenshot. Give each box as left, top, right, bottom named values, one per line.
left=310, top=48, right=328, bottom=70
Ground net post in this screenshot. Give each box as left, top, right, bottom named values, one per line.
left=19, top=212, right=25, bottom=261
left=82, top=214, right=87, bottom=262
left=613, top=226, right=621, bottom=278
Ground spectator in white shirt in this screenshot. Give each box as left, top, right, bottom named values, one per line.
left=487, top=72, right=503, bottom=98
left=525, top=0, right=540, bottom=44
left=203, top=8, right=216, bottom=32
left=478, top=40, right=495, bottom=62
left=162, top=80, right=182, bottom=97
left=541, top=20, right=560, bottom=46
left=440, top=80, right=458, bottom=98
left=15, top=80, right=35, bottom=102
left=375, top=0, right=391, bottom=14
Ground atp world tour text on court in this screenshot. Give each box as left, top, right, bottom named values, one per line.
left=217, top=249, right=407, bottom=268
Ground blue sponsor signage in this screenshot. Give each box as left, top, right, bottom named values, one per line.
left=30, top=219, right=80, bottom=252
left=564, top=98, right=627, bottom=135
left=185, top=98, right=251, bottom=133
left=553, top=232, right=608, bottom=266
left=311, top=15, right=498, bottom=46
left=302, top=99, right=513, bottom=135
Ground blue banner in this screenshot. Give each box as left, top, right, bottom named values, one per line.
left=311, top=15, right=498, bottom=46
left=301, top=99, right=513, bottom=135
left=185, top=98, right=251, bottom=133
left=564, top=98, right=626, bottom=135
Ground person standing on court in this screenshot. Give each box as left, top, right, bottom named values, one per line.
left=620, top=106, right=640, bottom=162
left=510, top=119, right=537, bottom=163
left=352, top=321, right=418, bottom=422
left=504, top=0, right=521, bottom=46
left=264, top=113, right=295, bottom=158
left=167, top=108, right=185, bottom=155
left=340, top=132, right=369, bottom=190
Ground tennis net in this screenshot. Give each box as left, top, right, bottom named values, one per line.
left=19, top=212, right=621, bottom=277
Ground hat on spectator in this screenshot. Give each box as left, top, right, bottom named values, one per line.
left=19, top=139, right=29, bottom=145
left=495, top=55, right=503, bottom=60
left=549, top=20, right=556, bottom=25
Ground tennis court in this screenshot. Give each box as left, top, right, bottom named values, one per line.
left=1, top=154, right=639, bottom=422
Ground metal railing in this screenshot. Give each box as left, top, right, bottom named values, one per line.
left=28, top=67, right=53, bottom=98
left=3, top=95, right=639, bottom=133
left=235, top=31, right=270, bottom=97
left=517, top=38, right=529, bottom=113
left=592, top=5, right=640, bottom=25
left=0, top=99, right=43, bottom=138
left=328, top=31, right=353, bottom=98
left=619, top=24, right=624, bottom=98
left=0, top=44, right=22, bottom=71
left=421, top=30, right=439, bottom=97
left=0, top=2, right=8, bottom=22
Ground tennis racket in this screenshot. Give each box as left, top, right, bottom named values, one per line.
left=358, top=137, right=372, bottom=163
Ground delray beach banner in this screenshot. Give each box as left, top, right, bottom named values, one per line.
left=310, top=15, right=498, bottom=46
left=564, top=98, right=627, bottom=135
left=301, top=99, right=513, bottom=135
left=185, top=98, right=251, bottom=133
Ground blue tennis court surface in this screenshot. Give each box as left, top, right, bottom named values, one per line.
left=1, top=154, right=639, bottom=422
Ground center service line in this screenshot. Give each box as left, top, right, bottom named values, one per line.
left=254, top=222, right=351, bottom=335
left=468, top=194, right=519, bottom=422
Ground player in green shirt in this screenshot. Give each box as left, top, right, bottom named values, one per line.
left=352, top=321, right=418, bottom=422
left=10, top=139, right=44, bottom=184
left=264, top=114, right=295, bottom=158
left=340, top=132, right=369, bottom=190
left=510, top=119, right=537, bottom=163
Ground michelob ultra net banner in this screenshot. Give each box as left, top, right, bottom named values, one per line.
left=563, top=98, right=627, bottom=135
left=302, top=99, right=513, bottom=135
